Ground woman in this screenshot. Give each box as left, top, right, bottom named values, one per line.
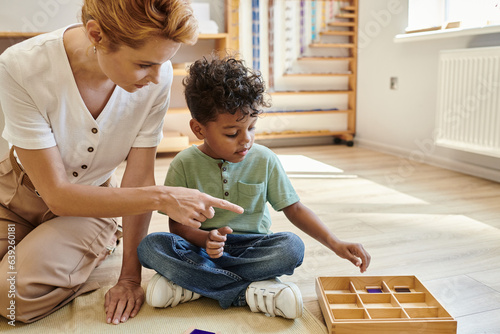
left=0, top=0, right=242, bottom=325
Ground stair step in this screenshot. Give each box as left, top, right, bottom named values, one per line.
left=298, top=56, right=354, bottom=61
left=336, top=13, right=356, bottom=19
left=310, top=43, right=355, bottom=48
left=328, top=21, right=356, bottom=27
left=341, top=6, right=356, bottom=11
left=263, top=109, right=352, bottom=116
left=321, top=30, right=355, bottom=36
left=271, top=90, right=353, bottom=96
left=283, top=72, right=352, bottom=77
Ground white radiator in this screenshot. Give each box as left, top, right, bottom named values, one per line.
left=435, top=46, right=500, bottom=158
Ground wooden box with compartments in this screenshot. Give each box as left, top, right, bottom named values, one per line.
left=315, top=276, right=457, bottom=334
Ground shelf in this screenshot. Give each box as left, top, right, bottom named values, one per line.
left=167, top=107, right=190, bottom=114
left=298, top=56, right=354, bottom=61
left=197, top=33, right=228, bottom=40
left=394, top=24, right=500, bottom=43
left=156, top=144, right=189, bottom=153
left=263, top=109, right=351, bottom=116
left=256, top=130, right=350, bottom=140
left=283, top=73, right=352, bottom=77
left=270, top=90, right=353, bottom=96
left=173, top=68, right=187, bottom=76
left=0, top=31, right=227, bottom=41
left=167, top=108, right=351, bottom=117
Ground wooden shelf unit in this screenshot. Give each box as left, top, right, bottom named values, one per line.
left=158, top=33, right=229, bottom=153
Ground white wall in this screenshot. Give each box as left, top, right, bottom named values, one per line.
left=0, top=0, right=82, bottom=32
left=356, top=0, right=500, bottom=183
left=0, top=0, right=82, bottom=157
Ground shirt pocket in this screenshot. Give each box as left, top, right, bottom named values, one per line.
left=237, top=181, right=265, bottom=214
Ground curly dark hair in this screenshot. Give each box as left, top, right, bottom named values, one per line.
left=183, top=54, right=271, bottom=124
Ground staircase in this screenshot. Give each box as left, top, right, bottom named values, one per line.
left=227, top=0, right=358, bottom=147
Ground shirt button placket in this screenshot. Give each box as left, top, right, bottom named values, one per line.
left=80, top=127, right=98, bottom=178
left=221, top=162, right=229, bottom=198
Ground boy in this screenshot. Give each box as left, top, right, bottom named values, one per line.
left=137, top=55, right=370, bottom=319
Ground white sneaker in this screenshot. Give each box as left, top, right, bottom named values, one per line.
left=146, top=273, right=201, bottom=308
left=245, top=279, right=303, bottom=319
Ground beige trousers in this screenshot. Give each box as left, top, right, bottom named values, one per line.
left=0, top=151, right=118, bottom=323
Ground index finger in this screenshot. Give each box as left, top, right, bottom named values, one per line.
left=210, top=198, right=244, bottom=214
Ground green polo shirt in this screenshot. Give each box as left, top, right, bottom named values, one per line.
left=163, top=143, right=300, bottom=234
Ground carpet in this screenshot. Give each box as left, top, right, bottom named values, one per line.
left=0, top=286, right=327, bottom=334
left=277, top=154, right=357, bottom=179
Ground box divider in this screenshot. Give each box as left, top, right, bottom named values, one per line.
left=356, top=293, right=365, bottom=309
left=381, top=280, right=392, bottom=293
left=363, top=308, right=372, bottom=320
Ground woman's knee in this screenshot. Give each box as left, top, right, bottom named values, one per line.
left=0, top=270, right=58, bottom=323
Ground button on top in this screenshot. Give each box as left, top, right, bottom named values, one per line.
left=88, top=147, right=94, bottom=153
left=91, top=128, right=98, bottom=134
left=222, top=167, right=227, bottom=171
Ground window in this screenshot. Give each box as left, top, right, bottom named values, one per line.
left=407, top=0, right=500, bottom=33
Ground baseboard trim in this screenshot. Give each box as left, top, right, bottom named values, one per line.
left=355, top=138, right=500, bottom=183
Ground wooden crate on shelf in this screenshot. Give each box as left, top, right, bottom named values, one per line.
left=316, top=276, right=457, bottom=334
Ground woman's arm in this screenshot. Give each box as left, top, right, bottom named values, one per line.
left=104, top=147, right=156, bottom=325
left=283, top=201, right=371, bottom=273
left=14, top=146, right=243, bottom=227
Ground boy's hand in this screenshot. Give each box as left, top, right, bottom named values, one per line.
left=205, top=226, right=233, bottom=259
left=334, top=241, right=371, bottom=273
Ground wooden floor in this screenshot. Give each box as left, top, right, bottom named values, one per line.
left=91, top=144, right=500, bottom=334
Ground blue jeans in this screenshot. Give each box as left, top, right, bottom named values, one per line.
left=137, top=231, right=304, bottom=309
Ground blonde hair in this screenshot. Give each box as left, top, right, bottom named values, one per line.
left=82, top=0, right=198, bottom=52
